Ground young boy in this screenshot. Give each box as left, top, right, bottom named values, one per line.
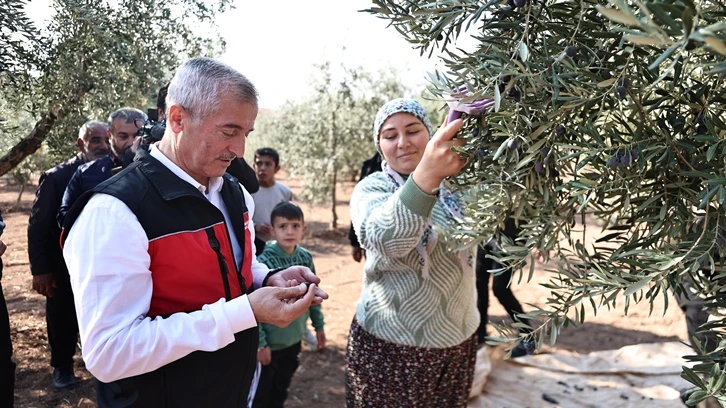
left=252, top=147, right=318, bottom=352
left=253, top=202, right=325, bottom=408
left=251, top=147, right=293, bottom=255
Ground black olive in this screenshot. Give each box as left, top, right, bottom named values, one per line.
left=555, top=124, right=565, bottom=137
left=615, top=86, right=627, bottom=100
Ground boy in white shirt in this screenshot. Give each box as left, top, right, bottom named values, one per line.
left=251, top=147, right=293, bottom=254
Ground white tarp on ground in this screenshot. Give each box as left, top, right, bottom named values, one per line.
left=469, top=342, right=695, bottom=407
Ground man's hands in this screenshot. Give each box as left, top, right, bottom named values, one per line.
left=266, top=266, right=328, bottom=305
left=33, top=273, right=56, bottom=297
left=248, top=283, right=319, bottom=327
left=412, top=118, right=466, bottom=195
left=257, top=346, right=271, bottom=365
left=248, top=266, right=328, bottom=336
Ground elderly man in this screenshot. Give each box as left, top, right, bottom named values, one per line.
left=57, top=107, right=146, bottom=226
left=62, top=57, right=327, bottom=407
left=27, top=120, right=109, bottom=389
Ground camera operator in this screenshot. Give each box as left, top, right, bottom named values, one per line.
left=122, top=84, right=169, bottom=168
left=57, top=108, right=146, bottom=227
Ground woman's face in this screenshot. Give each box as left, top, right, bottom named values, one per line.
left=378, top=113, right=430, bottom=175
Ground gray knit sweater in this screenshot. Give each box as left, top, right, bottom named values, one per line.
left=350, top=171, right=479, bottom=348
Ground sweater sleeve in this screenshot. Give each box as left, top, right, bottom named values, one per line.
left=258, top=324, right=268, bottom=348
left=306, top=258, right=324, bottom=331
left=350, top=174, right=438, bottom=260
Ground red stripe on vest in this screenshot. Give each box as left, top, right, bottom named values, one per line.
left=147, top=226, right=243, bottom=317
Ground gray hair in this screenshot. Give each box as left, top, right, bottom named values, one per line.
left=77, top=120, right=108, bottom=141
left=107, top=107, right=147, bottom=133
left=166, top=57, right=258, bottom=121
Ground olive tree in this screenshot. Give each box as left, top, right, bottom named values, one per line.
left=368, top=0, right=725, bottom=403
left=0, top=0, right=231, bottom=173
left=257, top=63, right=409, bottom=229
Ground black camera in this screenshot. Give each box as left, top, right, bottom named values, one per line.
left=136, top=108, right=165, bottom=145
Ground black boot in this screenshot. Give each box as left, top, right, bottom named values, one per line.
left=52, top=365, right=79, bottom=389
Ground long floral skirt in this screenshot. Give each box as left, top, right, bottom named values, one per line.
left=345, top=318, right=477, bottom=408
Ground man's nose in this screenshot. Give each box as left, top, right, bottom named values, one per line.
left=228, top=139, right=245, bottom=158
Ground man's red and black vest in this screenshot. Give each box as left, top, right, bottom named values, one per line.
left=61, top=149, right=258, bottom=407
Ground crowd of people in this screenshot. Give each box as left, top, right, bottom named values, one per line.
left=4, top=58, right=328, bottom=408
left=0, top=56, right=713, bottom=408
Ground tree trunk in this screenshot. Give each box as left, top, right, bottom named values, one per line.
left=331, top=167, right=338, bottom=229
left=0, top=110, right=57, bottom=177
left=14, top=182, right=26, bottom=209
left=330, top=110, right=338, bottom=229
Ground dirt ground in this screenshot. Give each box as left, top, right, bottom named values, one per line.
left=1, top=175, right=690, bottom=407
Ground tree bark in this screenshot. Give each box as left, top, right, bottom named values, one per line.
left=331, top=166, right=338, bottom=229
left=330, top=110, right=338, bottom=229
left=14, top=182, right=26, bottom=209
left=0, top=110, right=57, bottom=177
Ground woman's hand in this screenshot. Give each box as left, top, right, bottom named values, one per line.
left=412, top=118, right=466, bottom=194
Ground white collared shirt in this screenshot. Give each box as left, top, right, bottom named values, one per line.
left=63, top=145, right=268, bottom=383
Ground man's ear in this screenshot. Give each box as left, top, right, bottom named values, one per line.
left=76, top=138, right=84, bottom=153
left=302, top=224, right=307, bottom=234
left=274, top=164, right=281, bottom=173
left=168, top=104, right=186, bottom=133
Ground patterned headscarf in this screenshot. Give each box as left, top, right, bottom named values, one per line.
left=373, top=98, right=434, bottom=151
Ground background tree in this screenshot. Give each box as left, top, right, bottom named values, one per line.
left=253, top=63, right=410, bottom=229
left=369, top=0, right=725, bottom=403
left=0, top=0, right=231, bottom=175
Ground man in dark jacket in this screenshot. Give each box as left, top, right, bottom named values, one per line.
left=27, top=120, right=110, bottom=389
left=349, top=152, right=382, bottom=262
left=57, top=107, right=146, bottom=226
left=1, top=212, right=13, bottom=406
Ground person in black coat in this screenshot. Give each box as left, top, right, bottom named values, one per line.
left=27, top=120, right=110, bottom=389
left=0, top=212, right=13, bottom=406
left=348, top=152, right=382, bottom=262
left=57, top=108, right=146, bottom=227
left=476, top=217, right=534, bottom=357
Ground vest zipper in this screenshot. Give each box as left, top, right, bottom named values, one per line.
left=205, top=227, right=232, bottom=301
left=220, top=220, right=247, bottom=293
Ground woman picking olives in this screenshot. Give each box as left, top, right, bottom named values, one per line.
left=347, top=99, right=479, bottom=407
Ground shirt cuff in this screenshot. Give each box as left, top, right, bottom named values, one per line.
left=221, top=295, right=258, bottom=334
left=399, top=176, right=438, bottom=217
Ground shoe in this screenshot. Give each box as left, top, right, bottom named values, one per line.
left=52, top=366, right=80, bottom=390
left=301, top=328, right=317, bottom=349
